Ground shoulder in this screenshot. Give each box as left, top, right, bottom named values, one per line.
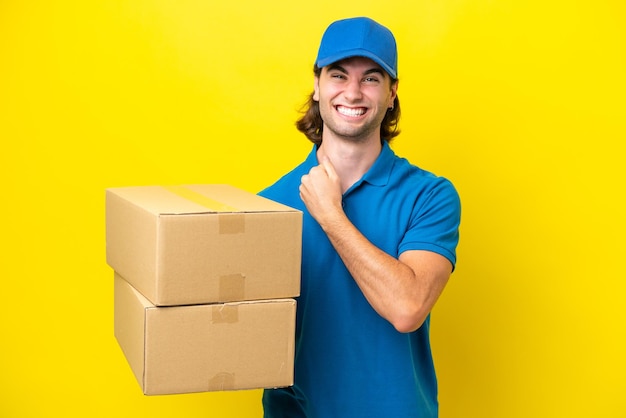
left=390, top=153, right=460, bottom=207
left=392, top=160, right=461, bottom=266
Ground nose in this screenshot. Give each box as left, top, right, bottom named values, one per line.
left=343, top=78, right=363, bottom=102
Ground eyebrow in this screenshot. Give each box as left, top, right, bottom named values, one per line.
left=326, top=64, right=387, bottom=78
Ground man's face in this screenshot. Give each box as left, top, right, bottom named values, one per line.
left=314, top=56, right=398, bottom=143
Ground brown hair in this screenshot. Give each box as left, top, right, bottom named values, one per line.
left=295, top=65, right=401, bottom=145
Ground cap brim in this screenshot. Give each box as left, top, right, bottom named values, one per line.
left=316, top=49, right=397, bottom=79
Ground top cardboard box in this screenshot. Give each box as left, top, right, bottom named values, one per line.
left=106, top=184, right=302, bottom=306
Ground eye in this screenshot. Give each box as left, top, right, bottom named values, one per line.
left=363, top=76, right=380, bottom=84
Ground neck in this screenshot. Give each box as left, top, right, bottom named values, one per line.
left=317, top=136, right=383, bottom=193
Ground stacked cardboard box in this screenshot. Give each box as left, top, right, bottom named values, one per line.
left=106, top=184, right=301, bottom=395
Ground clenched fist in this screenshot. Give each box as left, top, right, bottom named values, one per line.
left=299, top=157, right=344, bottom=229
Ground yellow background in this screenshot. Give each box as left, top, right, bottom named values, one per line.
left=1, top=1, right=624, bottom=417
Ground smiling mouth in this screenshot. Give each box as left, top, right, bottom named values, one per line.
left=336, top=105, right=367, bottom=117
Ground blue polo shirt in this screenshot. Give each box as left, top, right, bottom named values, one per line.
left=259, top=142, right=461, bottom=418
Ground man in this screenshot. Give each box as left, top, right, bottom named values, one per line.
left=259, top=17, right=461, bottom=417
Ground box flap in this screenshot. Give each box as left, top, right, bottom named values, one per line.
left=106, top=184, right=299, bottom=216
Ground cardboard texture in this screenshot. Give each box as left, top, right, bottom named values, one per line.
left=105, top=184, right=302, bottom=306
left=114, top=273, right=296, bottom=395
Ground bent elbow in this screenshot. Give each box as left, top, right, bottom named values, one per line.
left=389, top=306, right=429, bottom=334
left=392, top=317, right=424, bottom=334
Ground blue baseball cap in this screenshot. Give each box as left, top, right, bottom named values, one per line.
left=315, top=17, right=398, bottom=79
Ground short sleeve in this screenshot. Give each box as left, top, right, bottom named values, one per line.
left=398, top=177, right=461, bottom=270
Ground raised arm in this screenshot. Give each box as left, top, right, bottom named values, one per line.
left=299, top=158, right=453, bottom=333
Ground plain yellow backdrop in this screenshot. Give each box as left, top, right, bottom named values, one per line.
left=1, top=1, right=624, bottom=417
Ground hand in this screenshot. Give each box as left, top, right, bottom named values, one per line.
left=299, top=157, right=344, bottom=228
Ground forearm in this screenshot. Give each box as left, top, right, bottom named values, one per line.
left=319, top=212, right=435, bottom=333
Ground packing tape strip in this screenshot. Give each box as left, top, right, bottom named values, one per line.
left=163, top=185, right=246, bottom=234
left=208, top=372, right=235, bottom=391
left=218, top=214, right=246, bottom=234
left=212, top=304, right=239, bottom=324
left=162, top=185, right=239, bottom=212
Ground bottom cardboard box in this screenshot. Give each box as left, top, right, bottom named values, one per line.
left=114, top=273, right=296, bottom=395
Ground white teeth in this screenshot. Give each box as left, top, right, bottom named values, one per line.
left=337, top=106, right=365, bottom=117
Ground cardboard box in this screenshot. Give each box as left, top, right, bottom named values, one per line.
left=114, top=273, right=296, bottom=395
left=106, top=184, right=301, bottom=306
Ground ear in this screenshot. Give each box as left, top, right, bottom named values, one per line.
left=389, top=80, right=398, bottom=108
left=313, top=76, right=320, bottom=102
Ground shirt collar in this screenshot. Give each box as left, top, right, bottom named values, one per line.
left=304, top=144, right=320, bottom=168
left=304, top=141, right=396, bottom=188
left=361, top=141, right=395, bottom=187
